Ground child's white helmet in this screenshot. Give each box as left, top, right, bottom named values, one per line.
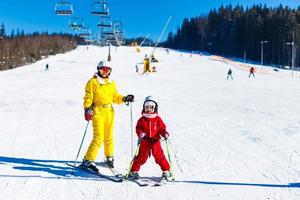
left=143, top=96, right=158, bottom=112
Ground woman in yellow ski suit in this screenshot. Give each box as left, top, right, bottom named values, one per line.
left=82, top=60, right=134, bottom=170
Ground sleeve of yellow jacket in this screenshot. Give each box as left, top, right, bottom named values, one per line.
left=83, top=78, right=95, bottom=109
left=112, top=81, right=124, bottom=104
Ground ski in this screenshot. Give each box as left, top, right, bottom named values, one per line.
left=66, top=163, right=123, bottom=182
left=126, top=178, right=149, bottom=187
left=96, top=160, right=123, bottom=178
left=151, top=179, right=166, bottom=186
left=151, top=177, right=175, bottom=186
left=125, top=176, right=174, bottom=187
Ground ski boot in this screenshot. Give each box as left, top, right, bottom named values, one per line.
left=162, top=171, right=173, bottom=181
left=105, top=156, right=114, bottom=168
left=79, top=159, right=99, bottom=173
left=127, top=171, right=140, bottom=180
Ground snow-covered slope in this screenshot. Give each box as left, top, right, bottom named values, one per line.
left=0, top=45, right=300, bottom=200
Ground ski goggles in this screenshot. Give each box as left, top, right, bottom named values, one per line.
left=98, top=66, right=111, bottom=74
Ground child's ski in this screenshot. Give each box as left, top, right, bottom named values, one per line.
left=127, top=178, right=149, bottom=187
left=150, top=176, right=175, bottom=186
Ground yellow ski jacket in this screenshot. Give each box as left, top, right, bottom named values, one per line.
left=83, top=74, right=124, bottom=111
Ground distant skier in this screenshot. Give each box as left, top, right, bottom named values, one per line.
left=135, top=64, right=139, bottom=73
left=128, top=96, right=172, bottom=180
left=143, top=58, right=151, bottom=74
left=248, top=67, right=255, bottom=78
left=227, top=68, right=233, bottom=80
left=80, top=60, right=134, bottom=173
left=45, top=64, right=49, bottom=71
left=152, top=66, right=157, bottom=72
left=150, top=55, right=158, bottom=62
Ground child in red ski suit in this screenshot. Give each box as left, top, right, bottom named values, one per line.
left=129, top=96, right=171, bottom=179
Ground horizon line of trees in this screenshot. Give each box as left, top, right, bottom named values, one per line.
left=0, top=24, right=84, bottom=71
left=163, top=4, right=300, bottom=69
left=125, top=37, right=154, bottom=47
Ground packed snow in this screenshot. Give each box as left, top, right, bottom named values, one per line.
left=0, top=45, right=300, bottom=200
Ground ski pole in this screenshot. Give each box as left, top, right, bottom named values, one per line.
left=165, top=138, right=175, bottom=181
left=130, top=102, right=134, bottom=158
left=72, top=120, right=90, bottom=167
left=125, top=141, right=141, bottom=179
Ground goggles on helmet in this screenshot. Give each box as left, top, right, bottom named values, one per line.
left=98, top=66, right=111, bottom=74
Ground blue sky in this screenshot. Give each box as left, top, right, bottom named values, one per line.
left=0, top=0, right=299, bottom=41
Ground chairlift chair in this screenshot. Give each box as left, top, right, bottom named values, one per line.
left=91, top=1, right=109, bottom=16
left=102, top=31, right=114, bottom=36
left=98, top=18, right=112, bottom=28
left=103, top=35, right=115, bottom=40
left=55, top=1, right=73, bottom=16
left=69, top=17, right=83, bottom=31
left=79, top=29, right=92, bottom=38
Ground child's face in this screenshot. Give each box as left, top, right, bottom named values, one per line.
left=144, top=105, right=154, bottom=113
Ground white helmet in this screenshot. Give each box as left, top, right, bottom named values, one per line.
left=97, top=60, right=111, bottom=70
left=143, top=96, right=158, bottom=112
left=97, top=60, right=112, bottom=77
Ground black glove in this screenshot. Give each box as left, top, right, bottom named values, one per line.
left=123, top=94, right=134, bottom=102
left=160, top=131, right=169, bottom=140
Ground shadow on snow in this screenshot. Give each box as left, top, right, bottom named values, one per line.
left=0, top=156, right=105, bottom=181
left=1, top=156, right=300, bottom=188
left=178, top=180, right=300, bottom=188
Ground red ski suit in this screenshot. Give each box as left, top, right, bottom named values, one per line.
left=131, top=113, right=170, bottom=172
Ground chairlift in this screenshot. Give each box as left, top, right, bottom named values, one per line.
left=55, top=1, right=73, bottom=16
left=103, top=35, right=115, bottom=40
left=79, top=28, right=91, bottom=37
left=69, top=17, right=83, bottom=31
left=98, top=18, right=112, bottom=28
left=91, top=1, right=109, bottom=16
left=102, top=31, right=114, bottom=36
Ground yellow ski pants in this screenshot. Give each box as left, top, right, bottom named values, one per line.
left=84, top=105, right=115, bottom=161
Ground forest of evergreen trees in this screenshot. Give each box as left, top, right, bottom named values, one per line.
left=164, top=4, right=300, bottom=69
left=125, top=37, right=154, bottom=46
left=0, top=25, right=84, bottom=70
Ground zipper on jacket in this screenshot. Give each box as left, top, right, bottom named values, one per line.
left=149, top=121, right=152, bottom=138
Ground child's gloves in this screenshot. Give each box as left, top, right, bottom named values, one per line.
left=161, top=131, right=169, bottom=140
left=137, top=132, right=146, bottom=144
left=139, top=132, right=146, bottom=139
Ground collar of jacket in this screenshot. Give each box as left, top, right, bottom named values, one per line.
left=94, top=73, right=112, bottom=84
left=142, top=112, right=158, bottom=119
